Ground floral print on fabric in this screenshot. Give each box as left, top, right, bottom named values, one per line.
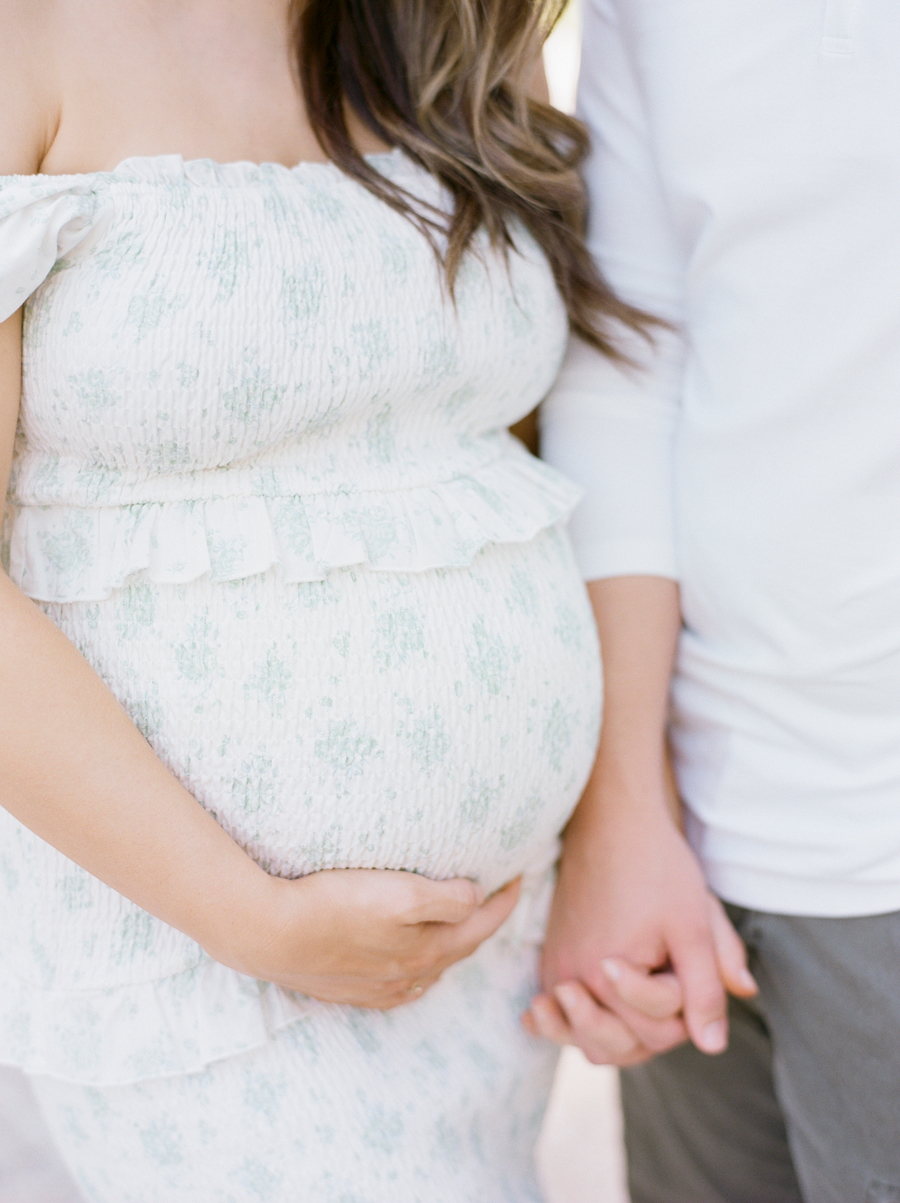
left=0, top=151, right=599, bottom=1202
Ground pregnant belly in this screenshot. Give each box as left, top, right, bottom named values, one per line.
left=44, top=526, right=601, bottom=894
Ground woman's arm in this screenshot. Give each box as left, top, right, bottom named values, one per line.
left=0, top=307, right=519, bottom=1007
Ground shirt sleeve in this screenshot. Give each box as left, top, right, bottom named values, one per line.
left=539, top=0, right=686, bottom=582
left=0, top=178, right=102, bottom=324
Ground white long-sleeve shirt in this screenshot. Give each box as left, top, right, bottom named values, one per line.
left=541, top=0, right=900, bottom=916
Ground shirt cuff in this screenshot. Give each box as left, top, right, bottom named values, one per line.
left=571, top=537, right=679, bottom=582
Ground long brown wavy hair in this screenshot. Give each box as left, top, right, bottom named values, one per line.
left=295, top=0, right=652, bottom=358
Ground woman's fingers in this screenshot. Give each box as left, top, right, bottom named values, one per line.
left=563, top=959, right=687, bottom=1053
left=600, top=958, right=683, bottom=1019
left=527, top=992, right=574, bottom=1045
left=435, top=877, right=521, bottom=962
left=707, top=894, right=758, bottom=998
left=405, top=875, right=486, bottom=925
left=553, top=981, right=643, bottom=1064
left=527, top=982, right=657, bottom=1066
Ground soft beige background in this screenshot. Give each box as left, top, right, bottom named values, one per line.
left=0, top=6, right=630, bottom=1201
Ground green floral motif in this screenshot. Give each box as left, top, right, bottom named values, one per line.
left=111, top=911, right=158, bottom=966
left=203, top=229, right=249, bottom=301
left=459, top=772, right=504, bottom=829
left=361, top=1105, right=404, bottom=1155
left=244, top=646, right=293, bottom=714
left=173, top=616, right=220, bottom=681
left=314, top=719, right=383, bottom=777
left=38, top=515, right=94, bottom=575
left=541, top=700, right=574, bottom=773
left=59, top=873, right=92, bottom=913
left=365, top=404, right=396, bottom=464
left=350, top=318, right=392, bottom=372
left=116, top=585, right=156, bottom=639
left=126, top=683, right=165, bottom=744
left=498, top=793, right=543, bottom=853
left=177, top=362, right=200, bottom=388
left=230, top=754, right=280, bottom=817
left=506, top=567, right=539, bottom=617
left=125, top=281, right=184, bottom=341
left=373, top=606, right=425, bottom=672
left=62, top=310, right=84, bottom=337
left=341, top=505, right=401, bottom=562
left=221, top=368, right=288, bottom=425
left=207, top=530, right=250, bottom=580
left=466, top=616, right=510, bottom=697
left=398, top=704, right=451, bottom=773
left=139, top=1118, right=184, bottom=1167
left=554, top=602, right=583, bottom=646
left=282, top=263, right=325, bottom=323
left=94, top=233, right=146, bottom=279
left=233, top=1157, right=284, bottom=1200
left=67, top=368, right=120, bottom=413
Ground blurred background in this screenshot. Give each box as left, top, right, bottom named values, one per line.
left=0, top=4, right=631, bottom=1201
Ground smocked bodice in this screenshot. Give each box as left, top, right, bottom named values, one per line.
left=0, top=150, right=574, bottom=601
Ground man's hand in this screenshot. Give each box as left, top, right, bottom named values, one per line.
left=526, top=770, right=757, bottom=1060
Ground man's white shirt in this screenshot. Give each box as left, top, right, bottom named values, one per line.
left=541, top=0, right=900, bottom=916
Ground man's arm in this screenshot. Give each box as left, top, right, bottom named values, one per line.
left=534, top=0, right=755, bottom=1060
left=529, top=577, right=756, bottom=1060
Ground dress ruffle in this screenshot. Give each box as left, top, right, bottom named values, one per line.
left=8, top=450, right=581, bottom=603
left=0, top=956, right=313, bottom=1087
left=0, top=855, right=556, bottom=1086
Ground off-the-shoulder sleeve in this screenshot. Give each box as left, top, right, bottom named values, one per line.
left=0, top=177, right=103, bottom=323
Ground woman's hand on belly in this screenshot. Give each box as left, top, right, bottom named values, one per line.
left=220, top=869, right=521, bottom=1009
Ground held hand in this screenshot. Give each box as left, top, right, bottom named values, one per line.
left=220, top=869, right=521, bottom=1009
left=523, top=961, right=684, bottom=1066
left=526, top=777, right=756, bottom=1061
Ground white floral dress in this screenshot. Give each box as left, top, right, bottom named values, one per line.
left=0, top=151, right=601, bottom=1202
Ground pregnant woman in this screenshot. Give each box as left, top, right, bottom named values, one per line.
left=0, top=1, right=647, bottom=1199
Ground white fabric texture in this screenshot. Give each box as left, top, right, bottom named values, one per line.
left=0, top=151, right=602, bottom=1199
left=541, top=0, right=900, bottom=917
left=31, top=927, right=558, bottom=1203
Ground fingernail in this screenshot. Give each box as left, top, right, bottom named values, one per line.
left=600, top=958, right=622, bottom=981
left=699, top=1019, right=727, bottom=1054
left=738, top=968, right=758, bottom=993
left=554, top=983, right=578, bottom=1009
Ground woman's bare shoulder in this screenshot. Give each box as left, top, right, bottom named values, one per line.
left=0, top=0, right=61, bottom=175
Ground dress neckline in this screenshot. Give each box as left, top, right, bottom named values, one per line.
left=3, top=147, right=405, bottom=186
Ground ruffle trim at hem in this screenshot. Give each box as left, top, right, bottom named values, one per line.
left=0, top=958, right=314, bottom=1087
left=0, top=854, right=558, bottom=1086
left=7, top=451, right=581, bottom=603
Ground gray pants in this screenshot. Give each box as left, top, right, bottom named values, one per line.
left=621, top=906, right=900, bottom=1203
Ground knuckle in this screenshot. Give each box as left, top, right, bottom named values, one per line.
left=392, top=877, right=424, bottom=918
left=678, top=920, right=715, bottom=950
left=382, top=958, right=409, bottom=983
left=407, top=948, right=436, bottom=978
left=641, top=1026, right=683, bottom=1053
